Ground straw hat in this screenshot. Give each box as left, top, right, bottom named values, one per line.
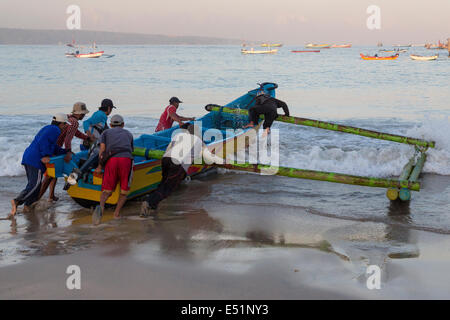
left=72, top=102, right=90, bottom=115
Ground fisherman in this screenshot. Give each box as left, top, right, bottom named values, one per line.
left=38, top=102, right=92, bottom=202
left=242, top=89, right=290, bottom=136
left=140, top=123, right=223, bottom=217
left=155, top=97, right=195, bottom=132
left=9, top=114, right=68, bottom=218
left=74, top=98, right=116, bottom=182
left=92, top=114, right=134, bottom=224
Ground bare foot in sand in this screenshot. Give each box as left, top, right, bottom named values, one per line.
left=48, top=195, right=59, bottom=202
left=9, top=199, right=18, bottom=217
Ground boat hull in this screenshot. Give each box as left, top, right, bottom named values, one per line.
left=331, top=44, right=351, bottom=48
left=241, top=49, right=278, bottom=54
left=74, top=51, right=104, bottom=58
left=360, top=53, right=399, bottom=60
left=47, top=84, right=276, bottom=207
left=305, top=44, right=331, bottom=49
left=410, top=55, right=438, bottom=61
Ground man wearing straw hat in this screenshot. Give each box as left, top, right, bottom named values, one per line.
left=8, top=114, right=68, bottom=218
left=38, top=102, right=92, bottom=202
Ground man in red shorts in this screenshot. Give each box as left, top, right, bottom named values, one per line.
left=92, top=114, right=134, bottom=225
left=155, top=97, right=195, bottom=132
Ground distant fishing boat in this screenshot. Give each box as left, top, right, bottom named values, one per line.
left=66, top=51, right=104, bottom=58
left=291, top=50, right=320, bottom=53
left=393, top=44, right=412, bottom=47
left=379, top=49, right=407, bottom=53
left=241, top=48, right=278, bottom=54
left=331, top=44, right=352, bottom=48
left=410, top=54, right=438, bottom=61
left=305, top=43, right=331, bottom=49
left=261, top=43, right=283, bottom=47
left=360, top=53, right=399, bottom=60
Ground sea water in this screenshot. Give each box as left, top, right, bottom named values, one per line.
left=0, top=45, right=449, bottom=268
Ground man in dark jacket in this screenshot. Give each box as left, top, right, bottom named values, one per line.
left=9, top=114, right=68, bottom=218
left=243, top=89, right=290, bottom=136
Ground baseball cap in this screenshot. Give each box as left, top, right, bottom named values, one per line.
left=72, top=102, right=89, bottom=115
left=101, top=98, right=116, bottom=109
left=110, top=114, right=124, bottom=126
left=169, top=97, right=183, bottom=104
left=53, top=113, right=69, bottom=123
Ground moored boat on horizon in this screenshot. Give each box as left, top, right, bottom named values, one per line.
left=241, top=48, right=278, bottom=54
left=410, top=54, right=438, bottom=61
left=360, top=53, right=399, bottom=60
left=305, top=43, right=331, bottom=49
left=261, top=43, right=283, bottom=47
left=331, top=44, right=352, bottom=48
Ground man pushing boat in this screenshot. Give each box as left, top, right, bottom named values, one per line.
left=242, top=89, right=290, bottom=136
left=92, top=114, right=134, bottom=225
left=9, top=114, right=68, bottom=218
left=38, top=102, right=92, bottom=202
left=140, top=123, right=223, bottom=217
left=155, top=97, right=195, bottom=132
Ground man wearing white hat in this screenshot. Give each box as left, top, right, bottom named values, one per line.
left=8, top=114, right=68, bottom=218
left=38, top=102, right=92, bottom=202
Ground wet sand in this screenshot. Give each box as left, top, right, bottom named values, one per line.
left=1, top=173, right=450, bottom=299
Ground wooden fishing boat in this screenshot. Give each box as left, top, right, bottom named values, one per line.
left=46, top=83, right=278, bottom=208
left=331, top=44, right=351, bottom=48
left=71, top=51, right=104, bottom=58
left=410, top=54, right=438, bottom=61
left=305, top=43, right=330, bottom=49
left=360, top=53, right=399, bottom=60
left=291, top=50, right=320, bottom=53
left=261, top=43, right=283, bottom=47
left=380, top=49, right=407, bottom=53
left=241, top=48, right=278, bottom=54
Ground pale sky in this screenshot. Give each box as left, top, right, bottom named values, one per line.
left=0, top=0, right=449, bottom=44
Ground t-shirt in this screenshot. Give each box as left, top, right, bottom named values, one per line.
left=163, top=132, right=223, bottom=172
left=56, top=114, right=89, bottom=151
left=155, top=105, right=177, bottom=132
left=22, top=125, right=66, bottom=171
left=99, top=127, right=134, bottom=159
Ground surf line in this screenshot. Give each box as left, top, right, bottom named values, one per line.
left=181, top=304, right=215, bottom=318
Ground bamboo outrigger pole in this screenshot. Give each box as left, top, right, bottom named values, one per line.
left=204, top=105, right=435, bottom=149
left=132, top=147, right=421, bottom=191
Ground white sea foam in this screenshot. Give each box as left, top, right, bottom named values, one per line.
left=0, top=116, right=448, bottom=177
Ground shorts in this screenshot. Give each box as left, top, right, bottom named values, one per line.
left=101, top=157, right=133, bottom=194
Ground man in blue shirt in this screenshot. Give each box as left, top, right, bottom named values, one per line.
left=9, top=114, right=68, bottom=218
left=77, top=98, right=116, bottom=180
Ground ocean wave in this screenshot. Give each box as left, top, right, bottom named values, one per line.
left=0, top=116, right=448, bottom=177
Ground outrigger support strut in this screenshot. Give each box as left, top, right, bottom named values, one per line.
left=204, top=105, right=435, bottom=149
left=132, top=148, right=421, bottom=192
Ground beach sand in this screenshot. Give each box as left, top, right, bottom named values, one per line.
left=1, top=173, right=450, bottom=299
